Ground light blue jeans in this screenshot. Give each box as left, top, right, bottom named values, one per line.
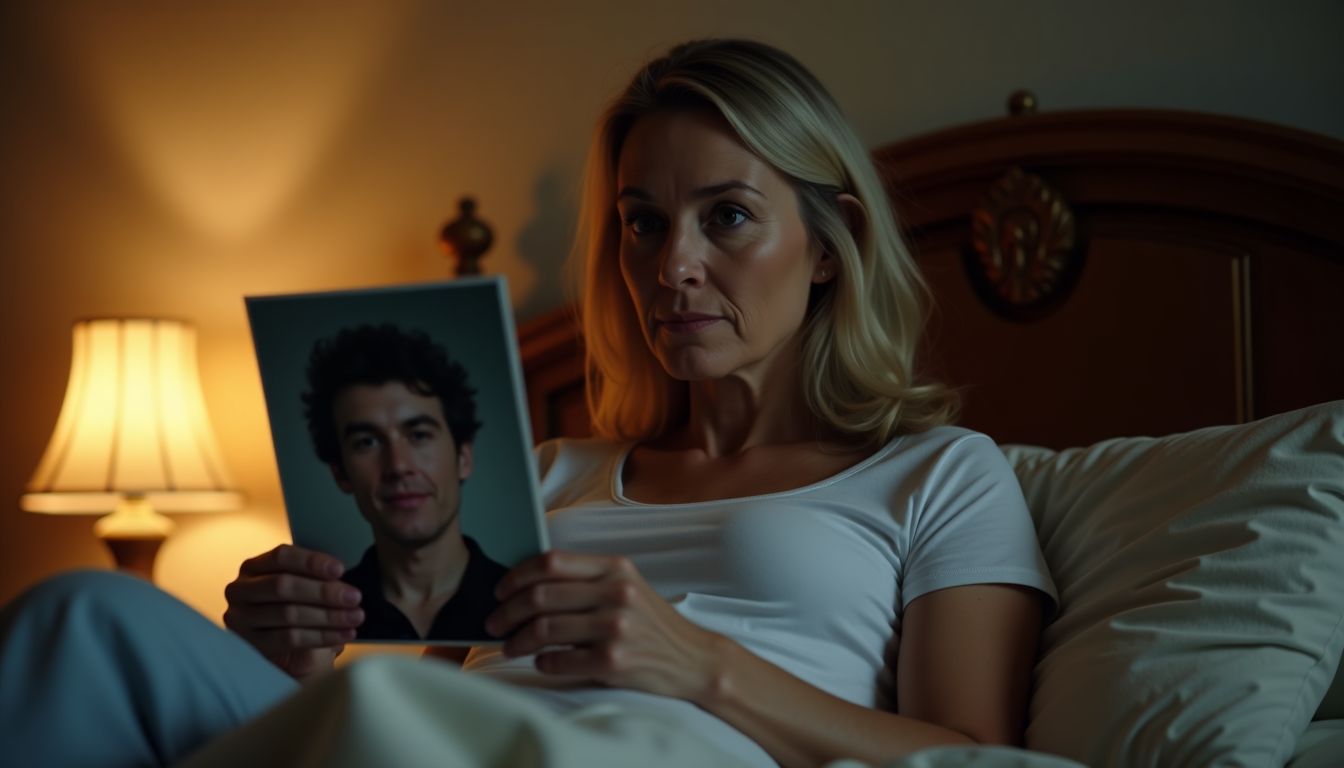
left=0, top=570, right=298, bottom=767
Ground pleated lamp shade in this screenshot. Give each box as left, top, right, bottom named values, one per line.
left=21, top=318, right=242, bottom=578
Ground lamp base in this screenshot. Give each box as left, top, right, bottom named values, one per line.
left=101, top=536, right=165, bottom=580
left=93, top=496, right=174, bottom=581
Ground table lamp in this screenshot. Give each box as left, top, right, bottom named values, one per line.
left=20, top=318, right=243, bottom=581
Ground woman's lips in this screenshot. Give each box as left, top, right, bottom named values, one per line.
left=658, top=314, right=723, bottom=334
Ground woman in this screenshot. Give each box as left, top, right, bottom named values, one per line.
left=0, top=39, right=1053, bottom=768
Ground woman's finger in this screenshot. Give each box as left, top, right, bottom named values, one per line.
left=533, top=646, right=623, bottom=678
left=494, top=551, right=635, bottom=601
left=502, top=610, right=628, bottom=657
left=486, top=580, right=634, bottom=637
left=224, top=573, right=361, bottom=609
left=238, top=544, right=345, bottom=580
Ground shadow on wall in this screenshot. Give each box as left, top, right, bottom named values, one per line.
left=514, top=167, right=577, bottom=321
left=44, top=3, right=415, bottom=242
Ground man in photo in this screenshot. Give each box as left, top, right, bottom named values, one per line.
left=302, top=324, right=508, bottom=641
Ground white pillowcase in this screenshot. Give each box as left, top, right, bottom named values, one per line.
left=1319, top=662, right=1344, bottom=721
left=1003, top=401, right=1344, bottom=766
left=1288, top=720, right=1344, bottom=768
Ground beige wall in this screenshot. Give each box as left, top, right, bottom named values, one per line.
left=3, top=0, right=1341, bottom=620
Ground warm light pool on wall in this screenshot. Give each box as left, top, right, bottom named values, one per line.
left=20, top=318, right=243, bottom=581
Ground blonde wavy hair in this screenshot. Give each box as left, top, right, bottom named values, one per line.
left=576, top=39, right=957, bottom=445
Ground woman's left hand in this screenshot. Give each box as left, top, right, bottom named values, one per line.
left=485, top=550, right=724, bottom=702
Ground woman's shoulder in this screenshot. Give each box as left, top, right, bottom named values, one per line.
left=535, top=436, right=628, bottom=473
left=534, top=437, right=630, bottom=505
left=879, top=424, right=1005, bottom=467
left=840, top=424, right=1015, bottom=497
left=895, top=423, right=993, bottom=447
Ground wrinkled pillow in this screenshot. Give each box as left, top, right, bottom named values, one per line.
left=1003, top=401, right=1344, bottom=766
left=1318, top=661, right=1344, bottom=721
left=1288, top=720, right=1344, bottom=768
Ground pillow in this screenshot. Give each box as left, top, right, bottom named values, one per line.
left=1318, top=661, right=1344, bottom=720
left=1288, top=720, right=1344, bottom=768
left=1002, top=401, right=1344, bottom=766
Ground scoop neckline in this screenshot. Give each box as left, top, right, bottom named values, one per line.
left=610, top=436, right=906, bottom=508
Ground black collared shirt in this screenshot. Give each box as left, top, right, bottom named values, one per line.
left=341, top=536, right=509, bottom=641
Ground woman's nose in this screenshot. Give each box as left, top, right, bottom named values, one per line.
left=658, top=225, right=706, bottom=288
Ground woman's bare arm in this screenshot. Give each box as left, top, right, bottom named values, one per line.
left=489, top=552, right=1043, bottom=768
left=696, top=584, right=1042, bottom=766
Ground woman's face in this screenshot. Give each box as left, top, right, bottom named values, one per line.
left=615, top=108, right=828, bottom=383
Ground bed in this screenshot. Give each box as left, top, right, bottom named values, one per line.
left=514, top=96, right=1344, bottom=766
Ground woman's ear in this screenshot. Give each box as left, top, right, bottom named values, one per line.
left=812, top=253, right=838, bottom=284
left=812, top=193, right=867, bottom=285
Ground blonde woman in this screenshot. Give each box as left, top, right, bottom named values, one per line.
left=0, top=40, right=1054, bottom=768
left=462, top=39, right=1055, bottom=765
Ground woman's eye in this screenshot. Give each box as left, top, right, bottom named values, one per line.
left=710, top=205, right=750, bottom=228
left=622, top=211, right=665, bottom=236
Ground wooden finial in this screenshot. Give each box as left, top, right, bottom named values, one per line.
left=1008, top=90, right=1038, bottom=116
left=439, top=197, right=494, bottom=276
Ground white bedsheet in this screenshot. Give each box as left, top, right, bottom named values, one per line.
left=178, top=656, right=1095, bottom=768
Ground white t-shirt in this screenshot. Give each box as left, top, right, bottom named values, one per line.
left=467, top=426, right=1057, bottom=765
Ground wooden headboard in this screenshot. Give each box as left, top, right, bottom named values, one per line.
left=517, top=103, right=1344, bottom=449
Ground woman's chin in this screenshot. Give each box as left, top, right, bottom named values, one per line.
left=657, top=351, right=730, bottom=382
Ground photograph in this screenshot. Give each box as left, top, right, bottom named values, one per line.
left=246, top=277, right=547, bottom=645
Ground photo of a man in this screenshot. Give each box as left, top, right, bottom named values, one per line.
left=301, top=324, right=508, bottom=641
left=247, top=277, right=547, bottom=646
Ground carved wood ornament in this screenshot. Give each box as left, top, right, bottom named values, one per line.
left=965, top=167, right=1084, bottom=321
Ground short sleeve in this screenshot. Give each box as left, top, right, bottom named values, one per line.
left=532, top=438, right=626, bottom=511
left=900, top=434, right=1057, bottom=614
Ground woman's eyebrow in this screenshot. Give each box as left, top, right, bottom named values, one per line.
left=691, top=181, right=765, bottom=199
left=617, top=181, right=766, bottom=202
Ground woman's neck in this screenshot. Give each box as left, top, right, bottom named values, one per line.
left=672, top=340, right=833, bottom=456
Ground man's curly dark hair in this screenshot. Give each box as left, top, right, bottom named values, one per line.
left=302, top=324, right=481, bottom=467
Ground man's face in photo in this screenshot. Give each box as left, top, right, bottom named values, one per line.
left=329, top=381, right=473, bottom=549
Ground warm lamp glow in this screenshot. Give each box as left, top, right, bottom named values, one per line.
left=21, top=318, right=242, bottom=579
left=51, top=4, right=411, bottom=238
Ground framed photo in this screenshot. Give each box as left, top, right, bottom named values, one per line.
left=246, top=277, right=548, bottom=645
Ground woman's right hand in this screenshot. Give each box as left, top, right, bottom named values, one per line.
left=223, top=544, right=364, bottom=681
